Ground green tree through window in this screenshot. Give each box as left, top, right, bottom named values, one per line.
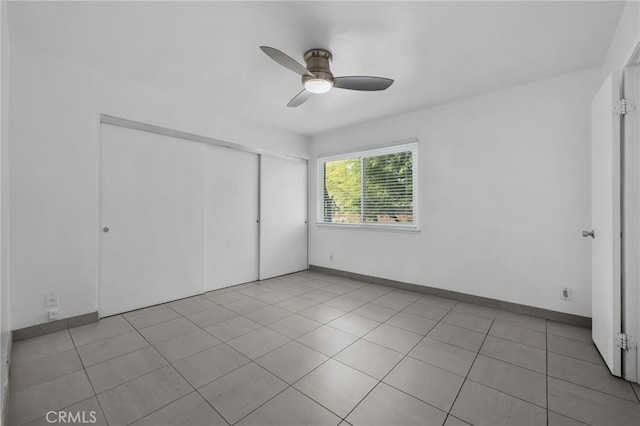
left=321, top=144, right=416, bottom=226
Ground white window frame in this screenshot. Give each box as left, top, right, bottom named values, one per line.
left=317, top=140, right=418, bottom=232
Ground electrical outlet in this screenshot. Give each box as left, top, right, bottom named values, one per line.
left=561, top=287, right=572, bottom=301
left=329, top=254, right=334, bottom=262
left=45, top=292, right=58, bottom=307
left=48, top=308, right=60, bottom=320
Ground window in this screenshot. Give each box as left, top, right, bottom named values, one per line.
left=318, top=142, right=418, bottom=229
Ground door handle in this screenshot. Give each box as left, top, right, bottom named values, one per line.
left=582, top=230, right=595, bottom=239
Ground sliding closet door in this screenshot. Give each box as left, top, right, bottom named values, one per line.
left=206, top=145, right=259, bottom=290
left=100, top=124, right=205, bottom=317
left=260, top=155, right=308, bottom=279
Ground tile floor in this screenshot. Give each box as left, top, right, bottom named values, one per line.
left=8, top=271, right=640, bottom=426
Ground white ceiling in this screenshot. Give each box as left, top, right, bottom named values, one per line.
left=7, top=1, right=624, bottom=136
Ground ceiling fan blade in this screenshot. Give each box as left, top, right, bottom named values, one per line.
left=333, top=76, right=394, bottom=91
left=260, top=46, right=314, bottom=77
left=287, top=89, right=313, bottom=107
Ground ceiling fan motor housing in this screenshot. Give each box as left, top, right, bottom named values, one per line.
left=303, top=49, right=334, bottom=84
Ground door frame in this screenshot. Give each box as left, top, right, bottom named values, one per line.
left=622, top=44, right=640, bottom=384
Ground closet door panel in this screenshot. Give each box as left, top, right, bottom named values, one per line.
left=100, top=124, right=205, bottom=316
left=260, top=156, right=308, bottom=279
left=206, top=145, right=259, bottom=290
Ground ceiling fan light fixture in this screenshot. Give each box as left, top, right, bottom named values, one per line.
left=304, top=78, right=333, bottom=94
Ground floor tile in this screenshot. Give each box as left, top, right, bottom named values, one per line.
left=346, top=382, right=447, bottom=426
left=167, top=296, right=217, bottom=315
left=97, top=365, right=192, bottom=425
left=452, top=303, right=497, bottom=320
left=451, top=380, right=546, bottom=426
left=131, top=392, right=227, bottom=426
left=299, top=304, right=346, bottom=323
left=633, top=383, right=640, bottom=402
left=548, top=351, right=637, bottom=401
left=224, top=297, right=269, bottom=314
left=253, top=290, right=294, bottom=304
left=86, top=346, right=167, bottom=393
left=25, top=397, right=108, bottom=426
left=199, top=362, right=288, bottom=424
left=547, top=334, right=604, bottom=365
left=370, top=295, right=413, bottom=310
left=468, top=355, right=546, bottom=407
left=297, top=325, right=358, bottom=357
left=384, top=356, right=464, bottom=411
left=346, top=288, right=384, bottom=303
left=125, top=305, right=181, bottom=329
left=442, top=311, right=493, bottom=333
left=387, top=289, right=422, bottom=302
left=479, top=335, right=546, bottom=373
left=278, top=284, right=315, bottom=297
left=243, top=305, right=292, bottom=325
left=138, top=317, right=199, bottom=344
left=443, top=416, right=472, bottom=426
left=324, top=283, right=361, bottom=296
left=351, top=303, right=397, bottom=322
left=415, top=295, right=457, bottom=310
left=301, top=289, right=338, bottom=303
left=364, top=323, right=422, bottom=354
left=203, top=289, right=247, bottom=305
left=493, top=310, right=546, bottom=332
left=275, top=296, right=317, bottom=313
left=11, top=330, right=75, bottom=365
left=256, top=341, right=328, bottom=384
left=153, top=328, right=221, bottom=362
left=227, top=327, right=290, bottom=359
left=10, top=349, right=83, bottom=393
left=204, top=316, right=262, bottom=341
left=324, top=295, right=366, bottom=311
left=236, top=387, right=341, bottom=426
left=403, top=302, right=450, bottom=321
left=408, top=337, right=476, bottom=377
left=328, top=313, right=381, bottom=337
left=428, top=322, right=485, bottom=352
left=237, top=285, right=273, bottom=297
left=489, top=322, right=546, bottom=350
left=294, top=359, right=378, bottom=418
left=385, top=311, right=437, bottom=335
left=76, top=331, right=148, bottom=367
left=8, top=370, right=94, bottom=425
left=173, top=344, right=250, bottom=389
left=267, top=314, right=322, bottom=339
left=185, top=305, right=237, bottom=327
left=548, top=377, right=640, bottom=426
left=335, top=339, right=403, bottom=380
left=70, top=316, right=135, bottom=347
left=547, top=321, right=591, bottom=342
left=548, top=411, right=589, bottom=426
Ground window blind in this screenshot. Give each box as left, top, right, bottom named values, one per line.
left=318, top=142, right=418, bottom=228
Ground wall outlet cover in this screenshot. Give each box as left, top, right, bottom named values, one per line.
left=48, top=309, right=60, bottom=320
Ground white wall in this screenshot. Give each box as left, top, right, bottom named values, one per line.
left=603, top=0, right=640, bottom=76
left=310, top=68, right=601, bottom=317
left=8, top=45, right=309, bottom=329
left=0, top=0, right=10, bottom=419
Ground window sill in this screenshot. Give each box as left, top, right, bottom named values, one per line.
left=314, top=222, right=421, bottom=233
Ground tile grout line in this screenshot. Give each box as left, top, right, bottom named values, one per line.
left=337, top=299, right=460, bottom=424
left=442, top=315, right=496, bottom=425
left=119, top=314, right=232, bottom=426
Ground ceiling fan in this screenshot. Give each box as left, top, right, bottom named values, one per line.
left=260, top=46, right=394, bottom=107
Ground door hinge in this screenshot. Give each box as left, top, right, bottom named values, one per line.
left=614, top=333, right=636, bottom=350
left=614, top=98, right=633, bottom=115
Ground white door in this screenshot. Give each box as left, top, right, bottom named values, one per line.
left=590, top=74, right=622, bottom=377
left=206, top=145, right=259, bottom=290
left=100, top=124, right=206, bottom=317
left=260, top=156, right=308, bottom=279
